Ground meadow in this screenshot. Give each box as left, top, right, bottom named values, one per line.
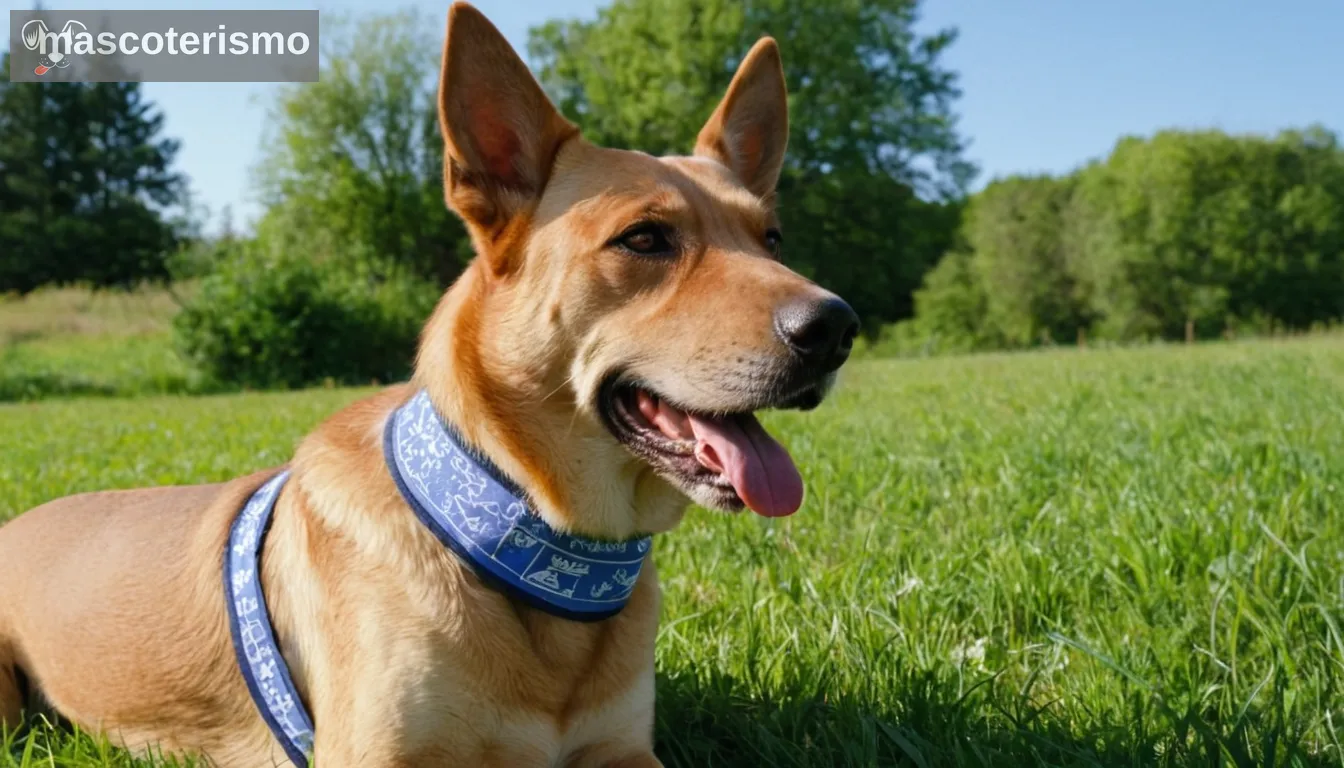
left=2, top=324, right=1344, bottom=765
left=0, top=287, right=200, bottom=402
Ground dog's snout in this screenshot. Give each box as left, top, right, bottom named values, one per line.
left=774, top=296, right=860, bottom=373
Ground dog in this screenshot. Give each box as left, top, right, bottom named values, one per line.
left=0, top=3, right=858, bottom=765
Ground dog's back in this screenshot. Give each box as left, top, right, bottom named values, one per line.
left=0, top=474, right=286, bottom=763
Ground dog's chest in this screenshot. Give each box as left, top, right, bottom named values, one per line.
left=347, top=566, right=661, bottom=763
left=383, top=615, right=657, bottom=764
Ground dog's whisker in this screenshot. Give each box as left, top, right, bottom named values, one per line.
left=538, top=373, right=577, bottom=405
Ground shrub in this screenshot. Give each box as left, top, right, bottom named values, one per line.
left=174, top=244, right=439, bottom=390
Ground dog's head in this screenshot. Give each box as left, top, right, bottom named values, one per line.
left=432, top=3, right=858, bottom=522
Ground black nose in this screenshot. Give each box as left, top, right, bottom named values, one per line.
left=774, top=296, right=860, bottom=373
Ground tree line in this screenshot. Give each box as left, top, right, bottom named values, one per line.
left=4, top=0, right=1343, bottom=371
left=900, top=126, right=1344, bottom=351
left=237, top=0, right=970, bottom=334
left=2, top=0, right=972, bottom=340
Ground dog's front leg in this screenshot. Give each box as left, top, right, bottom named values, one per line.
left=601, top=754, right=664, bottom=768
left=313, top=727, right=558, bottom=768
left=565, top=747, right=664, bottom=768
left=310, top=744, right=413, bottom=768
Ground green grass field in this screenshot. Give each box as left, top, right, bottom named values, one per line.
left=0, top=286, right=202, bottom=402
left=3, top=337, right=1344, bottom=766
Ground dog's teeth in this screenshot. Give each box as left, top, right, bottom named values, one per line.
left=636, top=390, right=660, bottom=424
left=657, top=401, right=692, bottom=440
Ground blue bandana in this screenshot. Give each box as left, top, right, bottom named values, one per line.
left=383, top=389, right=652, bottom=622
left=224, top=470, right=314, bottom=767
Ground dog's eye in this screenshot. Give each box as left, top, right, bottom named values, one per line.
left=616, top=223, right=674, bottom=257
left=764, top=228, right=783, bottom=258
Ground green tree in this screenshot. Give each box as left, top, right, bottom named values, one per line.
left=80, top=81, right=184, bottom=285
left=528, top=0, right=974, bottom=328
left=967, top=175, right=1091, bottom=345
left=1074, top=127, right=1344, bottom=339
left=906, top=126, right=1344, bottom=351
left=869, top=175, right=1092, bottom=351
left=0, top=53, right=182, bottom=292
left=904, top=248, right=995, bottom=351
left=255, top=11, right=468, bottom=285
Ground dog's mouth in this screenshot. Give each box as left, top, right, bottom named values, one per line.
left=599, top=380, right=808, bottom=518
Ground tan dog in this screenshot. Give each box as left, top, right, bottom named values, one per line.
left=0, top=4, right=858, bottom=766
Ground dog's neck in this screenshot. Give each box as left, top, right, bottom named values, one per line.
left=413, top=264, right=688, bottom=540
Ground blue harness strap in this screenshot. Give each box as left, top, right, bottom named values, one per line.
left=223, top=470, right=314, bottom=766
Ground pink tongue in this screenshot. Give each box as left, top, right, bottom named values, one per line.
left=686, top=413, right=803, bottom=517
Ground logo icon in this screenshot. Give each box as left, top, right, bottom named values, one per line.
left=21, top=18, right=88, bottom=76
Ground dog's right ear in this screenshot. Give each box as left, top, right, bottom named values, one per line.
left=438, top=2, right=576, bottom=237
left=694, top=38, right=789, bottom=199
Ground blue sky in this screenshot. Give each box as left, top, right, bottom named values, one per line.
left=5, top=1, right=1343, bottom=234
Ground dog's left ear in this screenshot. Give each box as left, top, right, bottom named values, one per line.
left=695, top=38, right=789, bottom=199
left=438, top=2, right=577, bottom=233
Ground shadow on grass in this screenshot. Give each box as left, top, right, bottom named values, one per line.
left=652, top=667, right=1330, bottom=768
left=0, top=371, right=215, bottom=403
left=2, top=668, right=1327, bottom=766
left=0, top=372, right=125, bottom=402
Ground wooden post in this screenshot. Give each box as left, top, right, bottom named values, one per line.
left=1077, top=327, right=1086, bottom=349
left=1185, top=320, right=1194, bottom=345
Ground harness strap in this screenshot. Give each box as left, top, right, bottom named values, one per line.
left=223, top=389, right=654, bottom=760
left=223, top=470, right=314, bottom=766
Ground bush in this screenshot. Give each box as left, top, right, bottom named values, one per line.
left=174, top=244, right=439, bottom=390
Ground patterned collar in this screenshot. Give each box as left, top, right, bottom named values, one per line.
left=222, top=391, right=656, bottom=763
left=382, top=388, right=652, bottom=622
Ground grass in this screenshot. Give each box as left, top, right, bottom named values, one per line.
left=0, top=286, right=202, bottom=402
left=0, top=285, right=181, bottom=345
left=3, top=337, right=1344, bottom=766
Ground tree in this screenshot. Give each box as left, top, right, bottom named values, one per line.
left=905, top=248, right=995, bottom=351
left=528, top=0, right=975, bottom=329
left=896, top=176, right=1091, bottom=354
left=80, top=81, right=184, bottom=285
left=965, top=175, right=1092, bottom=346
left=1073, top=128, right=1344, bottom=339
left=0, top=52, right=183, bottom=292
left=254, top=11, right=468, bottom=286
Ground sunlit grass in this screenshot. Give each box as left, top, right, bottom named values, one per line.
left=3, top=337, right=1343, bottom=765
left=0, top=285, right=200, bottom=402
left=0, top=285, right=182, bottom=345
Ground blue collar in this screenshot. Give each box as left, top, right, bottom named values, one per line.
left=382, top=389, right=653, bottom=622
left=223, top=391, right=653, bottom=762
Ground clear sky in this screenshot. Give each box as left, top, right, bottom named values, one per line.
left=5, top=1, right=1343, bottom=234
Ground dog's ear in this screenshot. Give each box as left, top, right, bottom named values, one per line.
left=438, top=2, right=576, bottom=233
left=695, top=37, right=789, bottom=199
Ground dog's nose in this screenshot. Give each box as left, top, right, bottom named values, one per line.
left=774, top=296, right=860, bottom=373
